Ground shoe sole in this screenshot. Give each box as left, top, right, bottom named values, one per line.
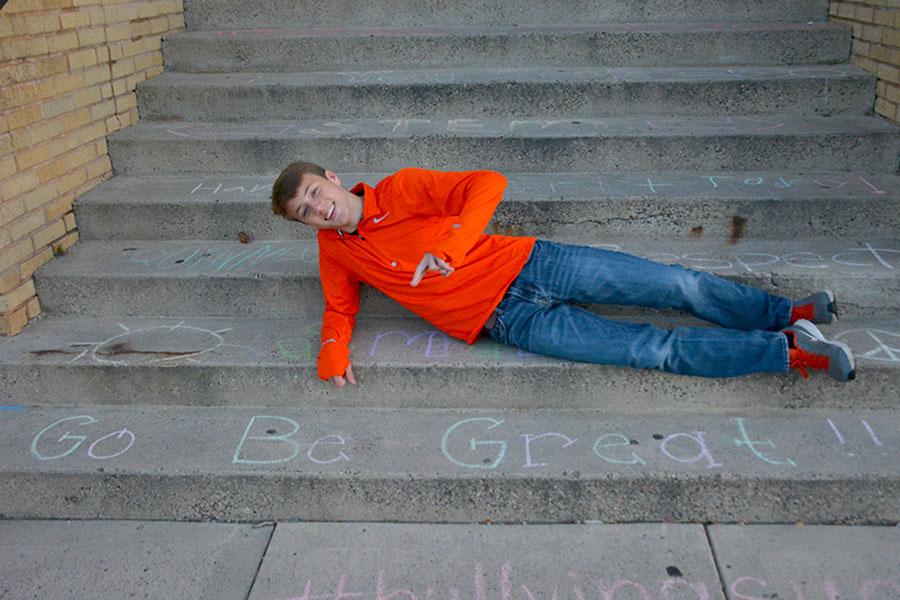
left=791, top=319, right=856, bottom=381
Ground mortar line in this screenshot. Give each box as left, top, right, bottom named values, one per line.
left=703, top=524, right=731, bottom=600
left=245, top=522, right=277, bottom=600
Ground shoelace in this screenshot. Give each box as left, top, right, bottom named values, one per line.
left=789, top=348, right=829, bottom=380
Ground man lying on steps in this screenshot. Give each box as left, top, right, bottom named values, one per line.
left=270, top=162, right=856, bottom=388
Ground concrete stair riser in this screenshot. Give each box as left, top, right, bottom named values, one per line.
left=106, top=117, right=900, bottom=176
left=183, top=0, right=830, bottom=29
left=32, top=239, right=900, bottom=319
left=162, top=25, right=851, bottom=73
left=73, top=173, right=900, bottom=241
left=0, top=406, right=896, bottom=523
left=1, top=316, right=896, bottom=410
left=135, top=67, right=875, bottom=121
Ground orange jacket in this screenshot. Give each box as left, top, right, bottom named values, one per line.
left=317, top=168, right=536, bottom=380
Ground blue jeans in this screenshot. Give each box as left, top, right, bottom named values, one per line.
left=488, top=241, right=792, bottom=377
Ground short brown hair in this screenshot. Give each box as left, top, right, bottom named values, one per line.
left=271, top=161, right=327, bottom=219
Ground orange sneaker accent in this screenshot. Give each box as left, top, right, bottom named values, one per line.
left=789, top=347, right=830, bottom=380
left=790, top=304, right=815, bottom=324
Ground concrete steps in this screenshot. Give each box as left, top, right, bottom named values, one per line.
left=74, top=173, right=900, bottom=241
left=33, top=238, right=900, bottom=319
left=184, top=0, right=830, bottom=29
left=136, top=66, right=875, bottom=121
left=1, top=315, right=897, bottom=410
left=3, top=521, right=898, bottom=599
left=162, top=23, right=851, bottom=72
left=1, top=405, right=897, bottom=523
left=107, top=115, right=900, bottom=175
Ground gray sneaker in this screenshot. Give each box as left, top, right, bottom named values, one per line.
left=792, top=289, right=837, bottom=324
left=782, top=319, right=855, bottom=382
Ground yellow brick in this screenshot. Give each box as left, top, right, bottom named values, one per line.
left=0, top=238, right=35, bottom=273
left=19, top=118, right=65, bottom=150
left=879, top=63, right=900, bottom=83
left=885, top=83, right=900, bottom=103
left=34, top=54, right=70, bottom=79
left=7, top=209, right=46, bottom=243
left=122, top=40, right=145, bottom=58
left=106, top=22, right=131, bottom=42
left=61, top=107, right=92, bottom=133
left=146, top=65, right=163, bottom=79
left=0, top=305, right=29, bottom=335
left=64, top=211, right=77, bottom=231
left=75, top=121, right=106, bottom=146
left=0, top=155, right=16, bottom=180
left=134, top=53, right=155, bottom=72
left=126, top=71, right=146, bottom=89
left=1, top=170, right=39, bottom=199
left=856, top=5, right=876, bottom=21
left=0, top=133, right=12, bottom=155
left=33, top=218, right=67, bottom=248
left=167, top=13, right=185, bottom=30
left=22, top=183, right=58, bottom=212
left=37, top=156, right=68, bottom=184
left=60, top=9, right=91, bottom=29
left=875, top=96, right=895, bottom=117
left=0, top=14, right=24, bottom=37
left=111, top=58, right=134, bottom=79
left=89, top=98, right=115, bottom=121
left=0, top=199, right=26, bottom=229
left=138, top=2, right=161, bottom=18
left=855, top=40, right=872, bottom=57
left=56, top=167, right=87, bottom=196
left=0, top=61, right=36, bottom=87
left=76, top=25, right=106, bottom=46
left=47, top=30, right=80, bottom=54
left=73, top=85, right=102, bottom=109
left=0, top=267, right=19, bottom=294
left=149, top=15, right=168, bottom=34
left=0, top=279, right=36, bottom=312
left=836, top=4, right=856, bottom=19
left=44, top=194, right=73, bottom=221
left=0, top=82, right=37, bottom=109
left=874, top=9, right=896, bottom=25
left=26, top=296, right=41, bottom=319
left=100, top=82, right=113, bottom=98
left=105, top=4, right=141, bottom=23
left=878, top=80, right=888, bottom=96
left=105, top=114, right=122, bottom=133
left=68, top=47, right=98, bottom=70
left=861, top=25, right=883, bottom=43
left=7, top=105, right=42, bottom=130
left=0, top=37, right=49, bottom=62
left=83, top=64, right=111, bottom=86
left=55, top=230, right=78, bottom=253
left=15, top=143, right=50, bottom=171
left=41, top=94, right=77, bottom=119
left=26, top=13, right=61, bottom=34
left=131, top=19, right=151, bottom=38
left=85, top=154, right=111, bottom=180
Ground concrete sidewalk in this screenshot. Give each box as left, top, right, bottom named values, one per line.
left=1, top=520, right=897, bottom=599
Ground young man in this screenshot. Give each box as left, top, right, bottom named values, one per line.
left=271, top=162, right=856, bottom=388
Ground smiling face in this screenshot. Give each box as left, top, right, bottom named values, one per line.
left=284, top=170, right=364, bottom=232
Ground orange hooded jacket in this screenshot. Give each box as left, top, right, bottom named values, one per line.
left=317, top=168, right=536, bottom=380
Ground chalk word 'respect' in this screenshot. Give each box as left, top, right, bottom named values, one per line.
left=232, top=416, right=350, bottom=466
left=31, top=416, right=135, bottom=461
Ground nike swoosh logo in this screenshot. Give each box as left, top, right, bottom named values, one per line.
left=372, top=212, right=390, bottom=224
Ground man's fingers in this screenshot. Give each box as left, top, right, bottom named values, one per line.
left=345, top=364, right=357, bottom=385
left=330, top=375, right=346, bottom=388
left=411, top=255, right=429, bottom=287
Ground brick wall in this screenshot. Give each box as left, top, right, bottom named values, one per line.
left=830, top=0, right=900, bottom=122
left=0, top=0, right=184, bottom=334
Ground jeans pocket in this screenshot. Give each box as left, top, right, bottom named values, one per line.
left=488, top=315, right=508, bottom=344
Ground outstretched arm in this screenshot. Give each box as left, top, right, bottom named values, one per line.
left=317, top=245, right=360, bottom=388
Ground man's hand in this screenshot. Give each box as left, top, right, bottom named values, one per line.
left=411, top=252, right=454, bottom=287
left=329, top=364, right=356, bottom=388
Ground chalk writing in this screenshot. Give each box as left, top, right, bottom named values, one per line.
left=369, top=330, right=451, bottom=358
left=68, top=322, right=256, bottom=366
left=282, top=564, right=715, bottom=600
left=834, top=329, right=900, bottom=363
left=189, top=182, right=270, bottom=197
left=128, top=243, right=316, bottom=274
left=31, top=416, right=135, bottom=461
left=438, top=417, right=894, bottom=471
left=731, top=576, right=900, bottom=600
left=232, top=416, right=350, bottom=466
